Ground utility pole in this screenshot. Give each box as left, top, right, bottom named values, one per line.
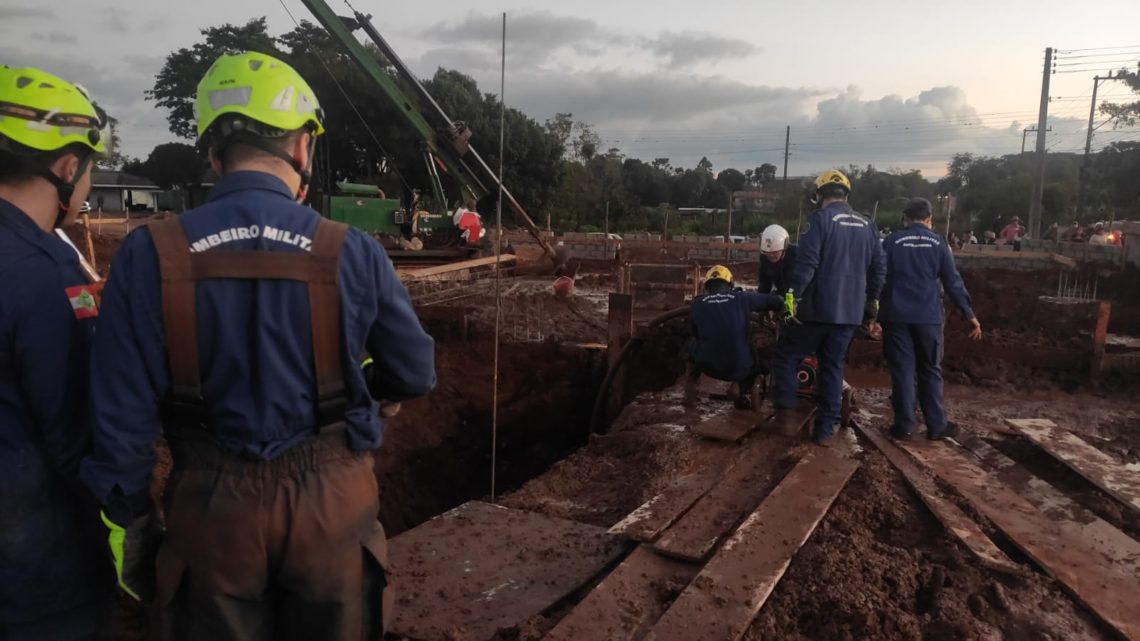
left=1028, top=47, right=1053, bottom=239
left=1021, top=126, right=1049, bottom=154
left=782, top=125, right=791, bottom=188
left=943, top=195, right=953, bottom=237
left=604, top=200, right=610, bottom=257
left=1077, top=74, right=1119, bottom=217
left=726, top=192, right=733, bottom=239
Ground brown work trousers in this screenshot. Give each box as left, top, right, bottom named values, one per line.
left=156, top=426, right=391, bottom=641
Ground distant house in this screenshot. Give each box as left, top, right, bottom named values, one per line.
left=90, top=171, right=160, bottom=213
left=677, top=207, right=726, bottom=219
left=731, top=190, right=776, bottom=214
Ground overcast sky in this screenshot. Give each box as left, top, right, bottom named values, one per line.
left=3, top=0, right=1139, bottom=178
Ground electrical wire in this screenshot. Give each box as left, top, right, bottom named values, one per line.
left=1058, top=45, right=1140, bottom=53
left=490, top=11, right=506, bottom=504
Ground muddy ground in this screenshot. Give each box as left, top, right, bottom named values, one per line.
left=77, top=224, right=1140, bottom=640
left=498, top=378, right=1135, bottom=641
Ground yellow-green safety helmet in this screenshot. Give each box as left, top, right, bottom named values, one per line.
left=0, top=66, right=106, bottom=153
left=814, top=169, right=851, bottom=195
left=705, top=265, right=734, bottom=284
left=195, top=51, right=324, bottom=140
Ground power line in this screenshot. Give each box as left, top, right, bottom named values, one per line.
left=1057, top=45, right=1140, bottom=53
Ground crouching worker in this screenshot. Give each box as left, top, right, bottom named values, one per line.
left=684, top=265, right=782, bottom=410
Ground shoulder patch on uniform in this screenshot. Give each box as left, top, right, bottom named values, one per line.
left=66, top=285, right=99, bottom=319
left=801, top=222, right=810, bottom=234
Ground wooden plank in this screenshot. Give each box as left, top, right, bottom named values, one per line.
left=898, top=440, right=1140, bottom=641
left=608, top=473, right=718, bottom=542
left=763, top=403, right=817, bottom=438
left=957, top=434, right=1140, bottom=575
left=388, top=501, right=627, bottom=641
left=403, top=254, right=516, bottom=279
left=543, top=546, right=697, bottom=641
left=644, top=451, right=859, bottom=641
left=1006, top=418, right=1140, bottom=516
left=854, top=424, right=1021, bottom=575
left=690, top=407, right=759, bottom=442
left=654, top=437, right=790, bottom=561
left=1091, top=301, right=1111, bottom=376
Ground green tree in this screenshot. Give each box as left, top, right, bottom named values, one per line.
left=716, top=167, right=747, bottom=193
left=147, top=18, right=564, bottom=215
left=756, top=163, right=778, bottom=186
left=96, top=116, right=130, bottom=170
left=136, top=143, right=207, bottom=190
left=1099, top=63, right=1140, bottom=127
left=149, top=18, right=280, bottom=139
left=133, top=142, right=209, bottom=209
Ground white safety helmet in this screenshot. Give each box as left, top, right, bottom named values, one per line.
left=759, top=224, right=790, bottom=254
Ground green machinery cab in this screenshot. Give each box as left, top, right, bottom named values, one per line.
left=323, top=181, right=403, bottom=235
left=323, top=181, right=455, bottom=238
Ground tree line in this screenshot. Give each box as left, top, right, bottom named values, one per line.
left=109, top=17, right=1140, bottom=236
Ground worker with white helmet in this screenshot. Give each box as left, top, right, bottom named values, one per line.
left=758, top=224, right=796, bottom=296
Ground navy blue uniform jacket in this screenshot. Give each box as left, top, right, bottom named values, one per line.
left=80, top=172, right=436, bottom=516
left=880, top=224, right=974, bottom=324
left=789, top=202, right=886, bottom=325
left=0, top=198, right=105, bottom=625
left=758, top=244, right=797, bottom=296
left=689, top=290, right=781, bottom=381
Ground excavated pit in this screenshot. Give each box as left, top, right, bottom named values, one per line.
left=72, top=223, right=1140, bottom=640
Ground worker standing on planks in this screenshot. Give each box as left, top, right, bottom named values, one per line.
left=0, top=66, right=112, bottom=640
left=79, top=52, right=436, bottom=640
left=684, top=265, right=783, bottom=410
left=757, top=224, right=796, bottom=296
left=880, top=198, right=982, bottom=441
left=769, top=170, right=886, bottom=444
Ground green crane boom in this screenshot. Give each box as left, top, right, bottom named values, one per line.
left=298, top=0, right=553, bottom=258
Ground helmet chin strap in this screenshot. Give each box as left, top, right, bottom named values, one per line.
left=218, top=133, right=317, bottom=203
left=38, top=153, right=92, bottom=228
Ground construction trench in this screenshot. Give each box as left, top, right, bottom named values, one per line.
left=76, top=224, right=1140, bottom=641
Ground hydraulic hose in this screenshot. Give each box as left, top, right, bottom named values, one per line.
left=589, top=305, right=691, bottom=434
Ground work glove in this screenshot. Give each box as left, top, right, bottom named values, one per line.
left=863, top=299, right=879, bottom=324
left=363, top=357, right=402, bottom=418
left=101, top=510, right=165, bottom=603
left=782, top=290, right=801, bottom=326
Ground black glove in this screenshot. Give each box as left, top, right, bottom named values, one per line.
left=863, top=299, right=879, bottom=324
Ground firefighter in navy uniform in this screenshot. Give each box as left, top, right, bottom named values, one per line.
left=770, top=170, right=886, bottom=444
left=79, top=52, right=436, bottom=641
left=0, top=66, right=111, bottom=641
left=880, top=198, right=982, bottom=441
left=683, top=266, right=782, bottom=410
